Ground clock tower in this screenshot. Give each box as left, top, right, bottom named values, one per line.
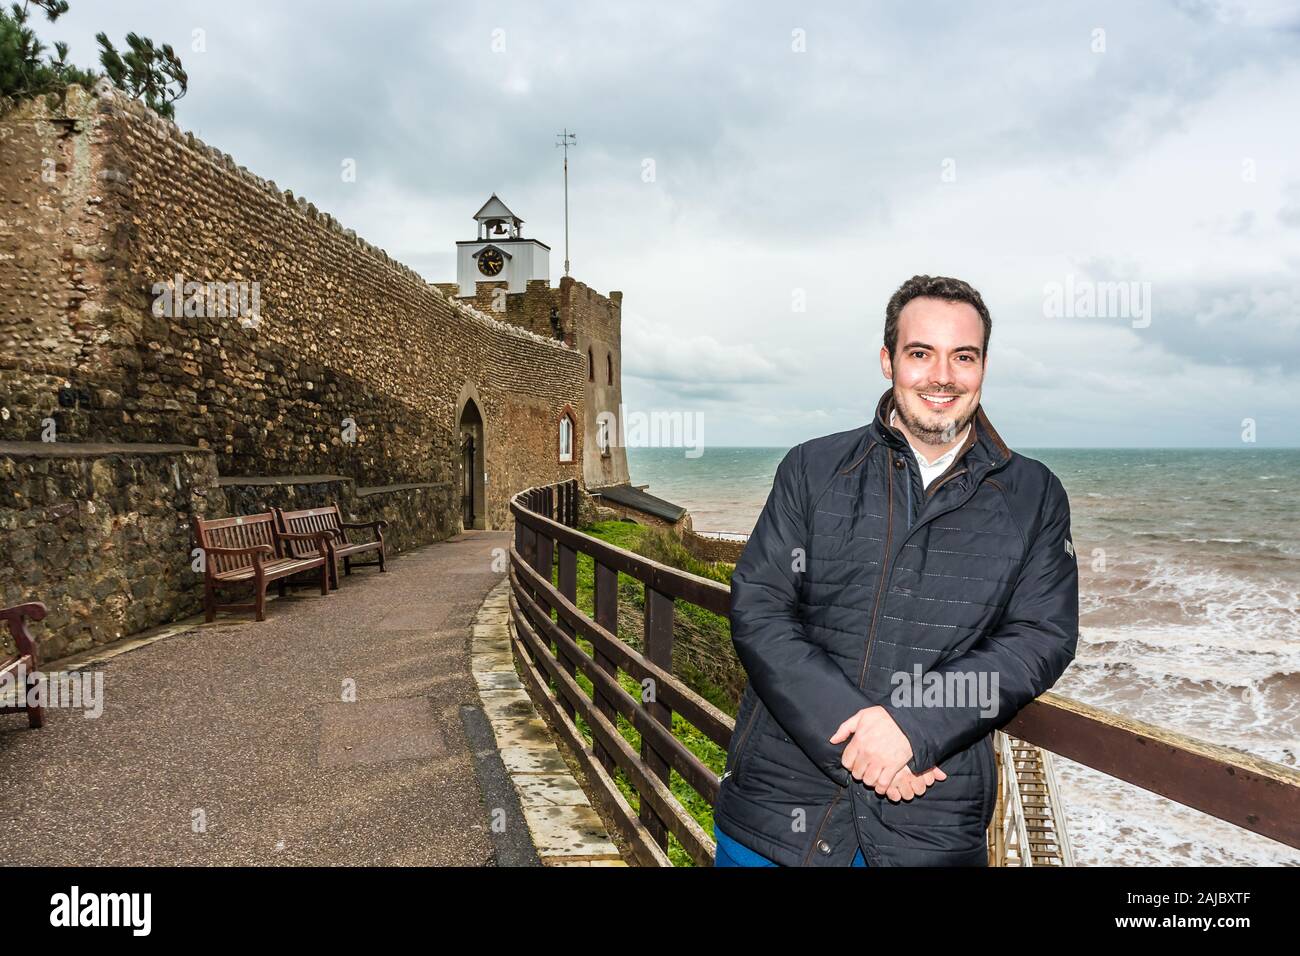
left=455, top=194, right=551, bottom=296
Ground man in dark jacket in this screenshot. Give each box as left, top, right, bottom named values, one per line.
left=712, top=274, right=1079, bottom=867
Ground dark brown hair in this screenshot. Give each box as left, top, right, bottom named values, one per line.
left=884, top=275, right=991, bottom=361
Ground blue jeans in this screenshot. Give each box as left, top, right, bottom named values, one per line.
left=714, top=822, right=867, bottom=866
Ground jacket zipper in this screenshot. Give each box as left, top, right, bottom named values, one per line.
left=904, top=460, right=914, bottom=526
left=855, top=457, right=896, bottom=689
left=726, top=694, right=763, bottom=783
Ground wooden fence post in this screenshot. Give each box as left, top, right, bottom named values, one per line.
left=557, top=542, right=578, bottom=722
left=641, top=584, right=675, bottom=850
left=592, top=560, right=619, bottom=776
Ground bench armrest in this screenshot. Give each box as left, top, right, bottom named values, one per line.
left=1, top=602, right=47, bottom=662
left=340, top=520, right=387, bottom=532
left=274, top=530, right=334, bottom=556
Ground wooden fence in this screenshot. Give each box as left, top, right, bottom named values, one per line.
left=509, top=479, right=1300, bottom=866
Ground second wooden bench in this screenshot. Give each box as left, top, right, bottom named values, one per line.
left=275, top=503, right=387, bottom=590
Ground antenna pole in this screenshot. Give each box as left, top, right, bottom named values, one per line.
left=555, top=129, right=576, bottom=276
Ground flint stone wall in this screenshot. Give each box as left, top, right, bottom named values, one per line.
left=0, top=442, right=223, bottom=660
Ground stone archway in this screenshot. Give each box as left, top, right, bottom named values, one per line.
left=456, top=388, right=487, bottom=531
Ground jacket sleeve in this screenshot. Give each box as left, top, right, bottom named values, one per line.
left=879, top=471, right=1080, bottom=774
left=729, top=443, right=874, bottom=787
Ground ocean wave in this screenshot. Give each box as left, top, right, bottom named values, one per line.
left=1082, top=557, right=1300, bottom=629
left=1070, top=654, right=1300, bottom=699
left=1055, top=761, right=1300, bottom=866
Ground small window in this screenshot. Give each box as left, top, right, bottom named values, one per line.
left=597, top=418, right=610, bottom=457
left=559, top=414, right=574, bottom=462
left=587, top=349, right=594, bottom=382
left=607, top=353, right=613, bottom=385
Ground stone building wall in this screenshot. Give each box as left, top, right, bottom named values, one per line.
left=439, top=272, right=630, bottom=492
left=0, top=83, right=585, bottom=534
left=446, top=279, right=573, bottom=344
left=0, top=442, right=472, bottom=659
left=562, top=276, right=631, bottom=490
left=0, top=442, right=226, bottom=660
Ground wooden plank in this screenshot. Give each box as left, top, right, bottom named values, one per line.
left=509, top=496, right=729, bottom=615
left=513, top=549, right=733, bottom=748
left=1007, top=692, right=1300, bottom=850
left=556, top=542, right=578, bottom=722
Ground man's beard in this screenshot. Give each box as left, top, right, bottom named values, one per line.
left=893, top=385, right=976, bottom=446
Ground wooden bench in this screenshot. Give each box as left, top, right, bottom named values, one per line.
left=194, top=512, right=334, bottom=622
left=1, top=602, right=47, bottom=729
left=275, top=504, right=387, bottom=590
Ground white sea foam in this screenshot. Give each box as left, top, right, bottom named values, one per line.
left=1056, top=760, right=1300, bottom=866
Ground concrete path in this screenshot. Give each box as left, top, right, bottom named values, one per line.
left=471, top=579, right=625, bottom=865
left=0, top=531, right=557, bottom=865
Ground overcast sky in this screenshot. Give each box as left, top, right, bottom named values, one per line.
left=41, top=1, right=1300, bottom=447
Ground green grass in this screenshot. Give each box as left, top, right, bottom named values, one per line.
left=537, top=519, right=738, bottom=867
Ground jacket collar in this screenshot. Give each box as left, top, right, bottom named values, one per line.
left=869, top=386, right=1012, bottom=482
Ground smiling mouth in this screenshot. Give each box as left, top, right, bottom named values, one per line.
left=918, top=392, right=959, bottom=410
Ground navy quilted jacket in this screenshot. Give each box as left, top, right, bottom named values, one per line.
left=713, top=386, right=1079, bottom=866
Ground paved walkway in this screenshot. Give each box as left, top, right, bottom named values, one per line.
left=0, top=531, right=556, bottom=865
left=471, top=579, right=625, bottom=865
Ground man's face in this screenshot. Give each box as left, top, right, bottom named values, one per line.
left=879, top=296, right=987, bottom=447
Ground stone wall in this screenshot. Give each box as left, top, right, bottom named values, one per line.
left=564, top=278, right=631, bottom=491
left=681, top=529, right=746, bottom=564
left=449, top=279, right=574, bottom=345
left=0, top=83, right=586, bottom=533
left=588, top=497, right=680, bottom=532
left=441, top=273, right=629, bottom=491
left=0, top=443, right=469, bottom=661
left=0, top=442, right=225, bottom=660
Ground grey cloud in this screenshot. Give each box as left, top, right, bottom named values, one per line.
left=33, top=0, right=1300, bottom=446
left=1060, top=266, right=1300, bottom=376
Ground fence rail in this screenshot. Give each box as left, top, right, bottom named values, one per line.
left=509, top=479, right=1300, bottom=866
